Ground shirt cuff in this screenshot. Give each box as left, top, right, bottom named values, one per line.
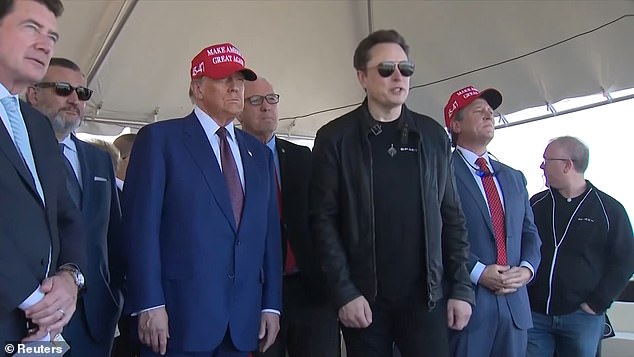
left=470, top=261, right=486, bottom=285
left=131, top=305, right=165, bottom=316
left=19, top=285, right=44, bottom=310
left=262, top=309, right=280, bottom=315
left=520, top=261, right=535, bottom=283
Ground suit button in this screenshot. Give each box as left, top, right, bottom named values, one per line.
left=236, top=240, right=241, bottom=246
left=228, top=274, right=235, bottom=279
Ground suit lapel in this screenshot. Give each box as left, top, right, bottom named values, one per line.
left=236, top=129, right=258, bottom=232
left=182, top=114, right=236, bottom=231
left=0, top=114, right=42, bottom=202
left=453, top=151, right=495, bottom=236
left=276, top=137, right=286, bottom=197
left=72, top=136, right=90, bottom=211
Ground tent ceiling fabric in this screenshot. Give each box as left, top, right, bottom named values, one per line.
left=54, top=0, right=634, bottom=137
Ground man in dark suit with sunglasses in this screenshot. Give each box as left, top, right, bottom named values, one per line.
left=444, top=86, right=541, bottom=357
left=310, top=29, right=474, bottom=357
left=26, top=57, right=124, bottom=356
left=238, top=77, right=340, bottom=357
left=0, top=0, right=86, bottom=344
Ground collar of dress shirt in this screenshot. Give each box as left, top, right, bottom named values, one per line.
left=194, top=106, right=237, bottom=142
left=59, top=134, right=78, bottom=154
left=456, top=145, right=494, bottom=173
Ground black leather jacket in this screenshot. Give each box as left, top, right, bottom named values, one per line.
left=310, top=101, right=474, bottom=310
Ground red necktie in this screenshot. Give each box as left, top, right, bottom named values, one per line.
left=275, top=170, right=297, bottom=274
left=475, top=157, right=507, bottom=265
left=217, top=127, right=243, bottom=227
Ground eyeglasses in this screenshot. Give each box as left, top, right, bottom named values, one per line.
left=35, top=82, right=93, bottom=101
left=542, top=158, right=570, bottom=165
left=246, top=94, right=280, bottom=106
left=372, top=61, right=415, bottom=78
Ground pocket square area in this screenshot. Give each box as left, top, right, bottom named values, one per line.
left=93, top=176, right=108, bottom=182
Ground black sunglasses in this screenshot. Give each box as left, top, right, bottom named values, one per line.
left=246, top=94, right=280, bottom=106
left=374, top=61, right=415, bottom=78
left=35, top=82, right=93, bottom=101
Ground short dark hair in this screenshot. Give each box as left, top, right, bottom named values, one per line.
left=0, top=0, right=64, bottom=21
left=49, top=57, right=81, bottom=72
left=353, top=29, right=409, bottom=71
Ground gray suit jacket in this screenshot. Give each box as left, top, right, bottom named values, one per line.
left=452, top=151, right=541, bottom=331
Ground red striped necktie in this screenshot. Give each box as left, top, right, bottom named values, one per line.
left=475, top=157, right=507, bottom=265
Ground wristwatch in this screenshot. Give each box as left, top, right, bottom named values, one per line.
left=58, top=265, right=86, bottom=291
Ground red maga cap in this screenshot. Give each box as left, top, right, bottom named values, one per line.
left=190, top=42, right=256, bottom=81
left=444, top=86, right=502, bottom=130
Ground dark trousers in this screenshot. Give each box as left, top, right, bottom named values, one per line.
left=342, top=298, right=449, bottom=357
left=140, top=329, right=248, bottom=357
left=65, top=298, right=115, bottom=357
left=255, top=274, right=340, bottom=357
left=111, top=314, right=140, bottom=357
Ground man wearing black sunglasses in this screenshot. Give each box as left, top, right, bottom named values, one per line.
left=26, top=57, right=124, bottom=357
left=0, top=0, right=86, bottom=345
left=310, top=29, right=474, bottom=357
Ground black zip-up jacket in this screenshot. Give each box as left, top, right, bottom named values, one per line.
left=529, top=182, right=634, bottom=315
left=309, top=101, right=474, bottom=310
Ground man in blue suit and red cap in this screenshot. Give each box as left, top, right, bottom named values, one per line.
left=123, top=42, right=282, bottom=357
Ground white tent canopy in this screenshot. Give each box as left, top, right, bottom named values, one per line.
left=54, top=0, right=634, bottom=137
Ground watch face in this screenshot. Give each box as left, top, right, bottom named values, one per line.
left=76, top=271, right=85, bottom=287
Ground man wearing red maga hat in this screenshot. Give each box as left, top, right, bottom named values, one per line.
left=445, top=86, right=541, bottom=357
left=122, top=42, right=282, bottom=357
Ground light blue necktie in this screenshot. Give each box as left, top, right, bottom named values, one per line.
left=1, top=96, right=45, bottom=203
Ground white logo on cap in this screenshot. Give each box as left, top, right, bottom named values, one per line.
left=192, top=62, right=204, bottom=76
left=448, top=100, right=458, bottom=117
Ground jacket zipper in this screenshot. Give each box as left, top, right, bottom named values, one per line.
left=416, top=134, right=434, bottom=310
left=546, top=189, right=592, bottom=314
left=366, top=134, right=378, bottom=299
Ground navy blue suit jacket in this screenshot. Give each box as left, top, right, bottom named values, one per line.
left=122, top=112, right=282, bottom=353
left=0, top=101, right=85, bottom=341
left=452, top=151, right=541, bottom=331
left=65, top=136, right=123, bottom=349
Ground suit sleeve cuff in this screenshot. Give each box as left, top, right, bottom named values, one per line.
left=470, top=261, right=486, bottom=285
left=262, top=309, right=280, bottom=315
left=520, top=261, right=535, bottom=283
left=131, top=305, right=165, bottom=316
left=19, top=285, right=44, bottom=310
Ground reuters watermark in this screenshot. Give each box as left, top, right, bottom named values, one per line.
left=4, top=341, right=69, bottom=356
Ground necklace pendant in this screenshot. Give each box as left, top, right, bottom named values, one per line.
left=387, top=144, right=397, bottom=157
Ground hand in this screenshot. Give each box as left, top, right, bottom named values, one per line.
left=138, top=307, right=170, bottom=355
left=447, top=299, right=472, bottom=330
left=338, top=296, right=372, bottom=328
left=21, top=327, right=48, bottom=342
left=496, top=266, right=532, bottom=295
left=479, top=264, right=515, bottom=294
left=580, top=302, right=597, bottom=315
left=258, top=312, right=280, bottom=352
left=24, top=273, right=78, bottom=334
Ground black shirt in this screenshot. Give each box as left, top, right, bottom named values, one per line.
left=369, top=119, right=426, bottom=306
